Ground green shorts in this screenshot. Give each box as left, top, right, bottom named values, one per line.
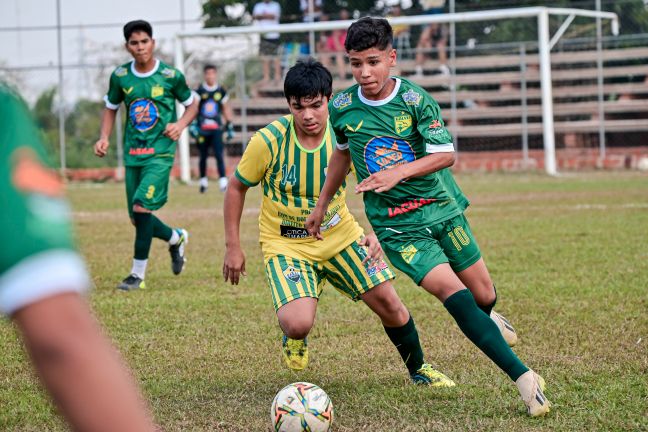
left=382, top=213, right=481, bottom=285
left=125, top=160, right=172, bottom=217
left=265, top=236, right=395, bottom=311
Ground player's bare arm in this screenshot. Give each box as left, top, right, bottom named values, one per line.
left=94, top=108, right=117, bottom=157
left=355, top=151, right=455, bottom=194
left=305, top=147, right=352, bottom=239
left=223, top=176, right=249, bottom=285
left=164, top=96, right=199, bottom=141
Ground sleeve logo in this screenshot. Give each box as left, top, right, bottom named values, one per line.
left=332, top=92, right=352, bottom=109
left=402, top=89, right=421, bottom=106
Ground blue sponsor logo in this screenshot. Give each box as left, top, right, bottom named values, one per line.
left=364, top=137, right=415, bottom=174
left=129, top=98, right=159, bottom=132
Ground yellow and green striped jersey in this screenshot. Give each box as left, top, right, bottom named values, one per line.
left=235, top=115, right=363, bottom=262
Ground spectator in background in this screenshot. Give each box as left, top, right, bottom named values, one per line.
left=300, top=0, right=323, bottom=22
left=253, top=0, right=282, bottom=83
left=415, top=0, right=449, bottom=77
left=388, top=4, right=412, bottom=60
left=317, top=9, right=350, bottom=80
left=195, top=64, right=234, bottom=193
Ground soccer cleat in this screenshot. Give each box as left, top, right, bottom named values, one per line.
left=282, top=336, right=309, bottom=371
left=117, top=274, right=145, bottom=291
left=410, top=364, right=456, bottom=387
left=491, top=310, right=519, bottom=347
left=516, top=370, right=551, bottom=417
left=199, top=184, right=207, bottom=193
left=169, top=228, right=189, bottom=275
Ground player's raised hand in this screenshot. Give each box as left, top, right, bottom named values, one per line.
left=359, top=232, right=384, bottom=265
left=223, top=246, right=246, bottom=285
left=94, top=138, right=110, bottom=157
left=305, top=207, right=325, bottom=240
left=163, top=122, right=182, bottom=141
left=355, top=166, right=405, bottom=194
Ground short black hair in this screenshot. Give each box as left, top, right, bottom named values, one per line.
left=345, top=17, right=393, bottom=52
left=123, top=20, right=153, bottom=42
left=283, top=58, right=332, bottom=102
left=204, top=64, right=217, bottom=73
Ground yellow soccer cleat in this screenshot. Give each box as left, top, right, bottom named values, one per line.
left=491, top=310, right=519, bottom=347
left=410, top=364, right=456, bottom=387
left=282, top=336, right=309, bottom=371
left=516, top=370, right=551, bottom=417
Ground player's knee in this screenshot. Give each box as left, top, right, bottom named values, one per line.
left=473, top=285, right=497, bottom=307
left=280, top=318, right=313, bottom=340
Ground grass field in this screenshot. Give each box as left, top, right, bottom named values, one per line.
left=1, top=172, right=647, bottom=431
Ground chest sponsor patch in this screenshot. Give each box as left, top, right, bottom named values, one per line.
left=364, top=137, right=415, bottom=174
left=280, top=225, right=310, bottom=239
left=129, top=98, right=159, bottom=132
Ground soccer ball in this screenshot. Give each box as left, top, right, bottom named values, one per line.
left=270, top=382, right=333, bottom=432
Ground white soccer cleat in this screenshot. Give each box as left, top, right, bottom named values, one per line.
left=491, top=310, right=518, bottom=347
left=516, top=370, right=551, bottom=417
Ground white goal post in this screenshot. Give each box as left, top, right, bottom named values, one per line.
left=174, top=6, right=619, bottom=181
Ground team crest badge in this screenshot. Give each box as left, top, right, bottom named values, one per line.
left=394, top=114, right=412, bottom=134
left=332, top=92, right=352, bottom=109
left=161, top=68, right=176, bottom=78
left=402, top=89, right=421, bottom=106
left=115, top=66, right=128, bottom=77
left=400, top=244, right=419, bottom=264
left=151, top=85, right=164, bottom=98
left=283, top=266, right=301, bottom=284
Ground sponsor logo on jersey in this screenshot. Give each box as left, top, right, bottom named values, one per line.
left=201, top=100, right=220, bottom=119
left=213, top=92, right=222, bottom=102
left=151, top=85, right=164, bottom=98
left=280, top=225, right=310, bottom=239
left=115, top=66, right=128, bottom=77
left=394, top=113, right=412, bottom=134
left=430, top=120, right=442, bottom=129
left=402, top=89, right=421, bottom=106
left=428, top=120, right=446, bottom=137
left=364, top=137, right=415, bottom=174
left=332, top=92, right=352, bottom=109
left=400, top=244, right=419, bottom=264
left=123, top=86, right=134, bottom=95
left=128, top=147, right=155, bottom=156
left=345, top=120, right=363, bottom=132
left=129, top=98, right=159, bottom=132
left=366, top=260, right=388, bottom=277
left=283, top=266, right=302, bottom=283
left=388, top=198, right=437, bottom=218
left=161, top=68, right=176, bottom=78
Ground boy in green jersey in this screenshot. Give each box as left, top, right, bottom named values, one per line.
left=306, top=18, right=551, bottom=416
left=1, top=84, right=156, bottom=431
left=223, top=59, right=455, bottom=386
left=95, top=20, right=199, bottom=291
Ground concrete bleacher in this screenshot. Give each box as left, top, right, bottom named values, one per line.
left=216, top=45, right=648, bottom=171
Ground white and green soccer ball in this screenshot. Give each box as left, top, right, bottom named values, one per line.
left=270, top=382, right=333, bottom=432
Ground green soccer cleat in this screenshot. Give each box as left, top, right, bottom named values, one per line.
left=282, top=336, right=309, bottom=371
left=169, top=228, right=188, bottom=275
left=491, top=310, right=519, bottom=347
left=410, top=364, right=456, bottom=387
left=117, top=274, right=145, bottom=291
left=516, top=370, right=551, bottom=417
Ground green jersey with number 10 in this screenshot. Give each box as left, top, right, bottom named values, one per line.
left=329, top=77, right=467, bottom=240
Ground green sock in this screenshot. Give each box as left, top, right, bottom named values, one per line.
left=151, top=215, right=173, bottom=241
left=383, top=315, right=425, bottom=375
left=444, top=289, right=528, bottom=381
left=133, top=212, right=153, bottom=260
